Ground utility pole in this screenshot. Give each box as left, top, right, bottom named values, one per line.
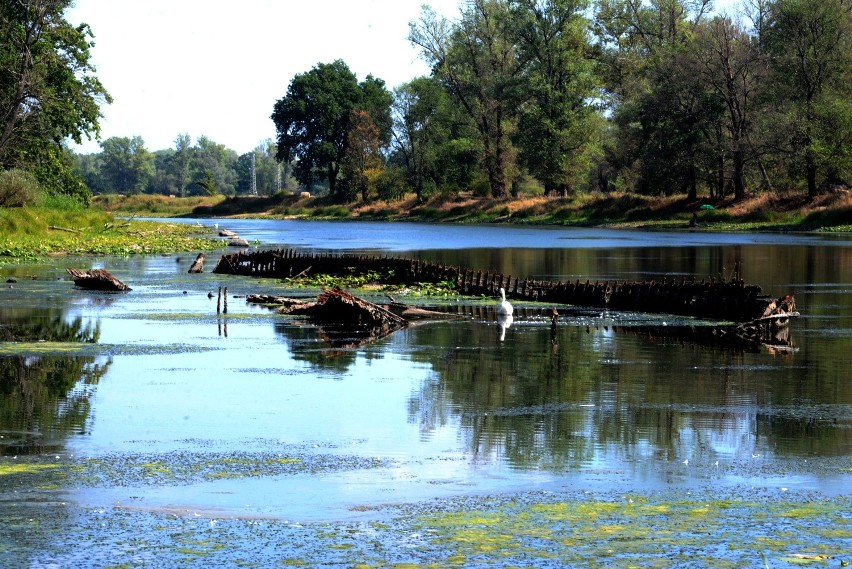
left=250, top=151, right=257, bottom=196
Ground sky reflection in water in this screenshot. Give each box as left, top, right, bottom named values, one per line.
left=1, top=222, right=850, bottom=520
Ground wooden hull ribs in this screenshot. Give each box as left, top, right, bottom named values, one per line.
left=212, top=249, right=797, bottom=324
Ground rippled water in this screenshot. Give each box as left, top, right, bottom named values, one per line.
left=1, top=221, right=850, bottom=529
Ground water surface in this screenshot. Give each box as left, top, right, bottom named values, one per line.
left=1, top=221, right=850, bottom=565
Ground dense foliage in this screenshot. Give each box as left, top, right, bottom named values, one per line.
left=215, top=0, right=852, bottom=204
left=271, top=60, right=392, bottom=199
left=75, top=136, right=295, bottom=198
left=34, top=0, right=850, bottom=208
left=0, top=0, right=110, bottom=206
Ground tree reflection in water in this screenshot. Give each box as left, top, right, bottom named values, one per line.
left=0, top=308, right=110, bottom=455
left=268, top=302, right=850, bottom=475
left=402, top=309, right=848, bottom=472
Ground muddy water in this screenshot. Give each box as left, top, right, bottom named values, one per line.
left=1, top=221, right=850, bottom=566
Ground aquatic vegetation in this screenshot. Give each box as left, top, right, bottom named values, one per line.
left=0, top=462, right=59, bottom=476
left=0, top=208, right=222, bottom=260
left=278, top=270, right=458, bottom=297
left=280, top=270, right=394, bottom=290
left=407, top=492, right=851, bottom=568
left=72, top=450, right=387, bottom=487
left=2, top=487, right=845, bottom=568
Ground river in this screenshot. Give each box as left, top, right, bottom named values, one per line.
left=1, top=220, right=850, bottom=567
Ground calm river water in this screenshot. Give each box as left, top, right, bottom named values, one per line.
left=1, top=220, right=850, bottom=566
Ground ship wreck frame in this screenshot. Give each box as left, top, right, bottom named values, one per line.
left=212, top=249, right=798, bottom=349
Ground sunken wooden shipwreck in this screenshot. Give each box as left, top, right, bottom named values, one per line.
left=212, top=249, right=797, bottom=324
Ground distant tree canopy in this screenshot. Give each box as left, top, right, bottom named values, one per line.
left=76, top=134, right=291, bottom=198
left=400, top=0, right=851, bottom=201
left=271, top=59, right=392, bottom=198
left=59, top=0, right=852, bottom=207
left=0, top=0, right=110, bottom=205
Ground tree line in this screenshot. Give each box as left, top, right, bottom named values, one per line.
left=73, top=135, right=295, bottom=197
left=2, top=0, right=850, bottom=208
left=273, top=0, right=850, bottom=204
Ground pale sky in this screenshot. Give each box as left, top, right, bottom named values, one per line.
left=67, top=0, right=736, bottom=156
left=67, top=0, right=461, bottom=155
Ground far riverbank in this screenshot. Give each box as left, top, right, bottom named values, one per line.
left=93, top=188, right=852, bottom=233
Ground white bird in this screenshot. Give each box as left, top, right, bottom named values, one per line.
left=497, top=313, right=513, bottom=342
left=498, top=287, right=513, bottom=316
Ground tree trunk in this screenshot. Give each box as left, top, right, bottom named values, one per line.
left=327, top=163, right=338, bottom=196
left=732, top=149, right=746, bottom=200
left=806, top=151, right=818, bottom=201
left=715, top=152, right=725, bottom=201
left=0, top=5, right=43, bottom=159
left=687, top=163, right=697, bottom=201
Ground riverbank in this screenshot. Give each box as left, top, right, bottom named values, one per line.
left=0, top=206, right=221, bottom=260
left=92, top=188, right=852, bottom=232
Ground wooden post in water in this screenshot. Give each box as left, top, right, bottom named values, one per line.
left=217, top=287, right=222, bottom=314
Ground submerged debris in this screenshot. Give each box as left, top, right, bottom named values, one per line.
left=280, top=288, right=407, bottom=329
left=66, top=268, right=131, bottom=292
left=247, top=289, right=459, bottom=349
left=187, top=253, right=205, bottom=273
left=213, top=249, right=799, bottom=323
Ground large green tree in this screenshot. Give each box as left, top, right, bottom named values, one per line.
left=171, top=133, right=193, bottom=197
left=0, top=0, right=110, bottom=200
left=410, top=0, right=521, bottom=198
left=99, top=136, right=153, bottom=195
left=764, top=0, right=852, bottom=199
left=694, top=16, right=767, bottom=200
left=392, top=76, right=453, bottom=203
left=510, top=0, right=603, bottom=196
left=271, top=60, right=391, bottom=198
left=192, top=135, right=238, bottom=196
left=594, top=0, right=716, bottom=197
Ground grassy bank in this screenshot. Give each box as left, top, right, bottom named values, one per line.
left=93, top=189, right=852, bottom=232
left=0, top=206, right=222, bottom=260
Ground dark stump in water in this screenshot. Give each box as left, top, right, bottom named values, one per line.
left=66, top=268, right=131, bottom=292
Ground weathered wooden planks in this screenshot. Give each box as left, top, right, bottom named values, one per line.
left=212, top=249, right=792, bottom=322
left=66, top=268, right=132, bottom=291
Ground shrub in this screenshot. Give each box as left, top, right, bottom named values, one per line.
left=470, top=176, right=492, bottom=197
left=742, top=209, right=777, bottom=223
left=39, top=192, right=86, bottom=211
left=700, top=209, right=734, bottom=223
left=0, top=169, right=42, bottom=207
left=625, top=207, right=653, bottom=221
left=311, top=205, right=350, bottom=218
left=375, top=167, right=408, bottom=201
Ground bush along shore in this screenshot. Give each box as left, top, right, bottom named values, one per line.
left=92, top=188, right=852, bottom=232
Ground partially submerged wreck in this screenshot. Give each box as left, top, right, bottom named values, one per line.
left=213, top=249, right=797, bottom=325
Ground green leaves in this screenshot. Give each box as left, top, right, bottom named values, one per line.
left=271, top=60, right=391, bottom=199
left=0, top=0, right=110, bottom=188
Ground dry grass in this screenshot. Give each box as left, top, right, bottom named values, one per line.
left=93, top=194, right=227, bottom=215
left=90, top=187, right=852, bottom=230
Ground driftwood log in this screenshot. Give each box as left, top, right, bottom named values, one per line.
left=246, top=291, right=458, bottom=322
left=188, top=253, right=205, bottom=273
left=279, top=288, right=407, bottom=328
left=247, top=289, right=462, bottom=349
left=66, top=268, right=131, bottom=292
